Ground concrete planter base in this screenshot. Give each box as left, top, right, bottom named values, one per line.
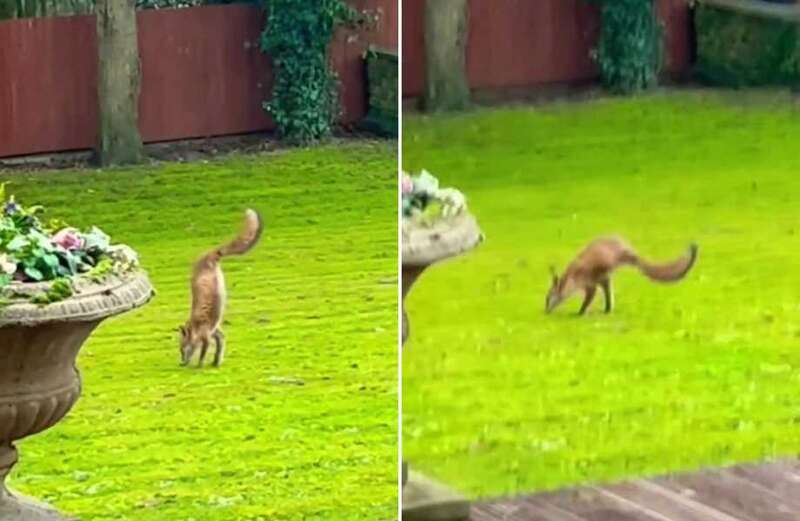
left=0, top=273, right=154, bottom=520
left=402, top=213, right=482, bottom=520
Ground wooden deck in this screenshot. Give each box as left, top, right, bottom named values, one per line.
left=471, top=459, right=800, bottom=521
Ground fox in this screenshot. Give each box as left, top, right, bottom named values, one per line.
left=545, top=236, right=698, bottom=315
left=178, top=209, right=263, bottom=367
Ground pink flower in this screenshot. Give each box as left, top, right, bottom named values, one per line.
left=52, top=228, right=84, bottom=251
left=401, top=174, right=413, bottom=194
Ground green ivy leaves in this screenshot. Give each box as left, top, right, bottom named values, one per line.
left=260, top=0, right=357, bottom=144
left=590, top=0, right=664, bottom=94
left=29, top=278, right=74, bottom=305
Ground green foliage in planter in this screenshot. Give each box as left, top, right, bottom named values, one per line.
left=588, top=0, right=664, bottom=94
left=360, top=48, right=398, bottom=138
left=28, top=278, right=74, bottom=306
left=695, top=4, right=800, bottom=88
left=260, top=0, right=357, bottom=144
left=88, top=257, right=115, bottom=282
left=0, top=185, right=140, bottom=305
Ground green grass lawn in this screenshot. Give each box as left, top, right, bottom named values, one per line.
left=2, top=142, right=397, bottom=521
left=402, top=90, right=800, bottom=498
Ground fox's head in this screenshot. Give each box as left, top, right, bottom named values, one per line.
left=545, top=266, right=573, bottom=313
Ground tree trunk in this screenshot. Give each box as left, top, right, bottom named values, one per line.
left=96, top=0, right=143, bottom=166
left=423, top=0, right=470, bottom=111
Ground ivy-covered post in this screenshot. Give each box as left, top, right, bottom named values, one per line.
left=96, top=0, right=143, bottom=165
left=0, top=0, right=15, bottom=19
left=423, top=0, right=470, bottom=111
left=260, top=0, right=357, bottom=144
left=590, top=0, right=664, bottom=94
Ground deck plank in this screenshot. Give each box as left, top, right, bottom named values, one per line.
left=470, top=460, right=800, bottom=521
left=729, top=461, right=800, bottom=500
left=537, top=487, right=676, bottom=521
left=473, top=494, right=587, bottom=521
left=601, top=480, right=741, bottom=521
left=655, top=466, right=800, bottom=521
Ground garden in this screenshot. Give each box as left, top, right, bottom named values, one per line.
left=403, top=88, right=800, bottom=499
left=401, top=0, right=800, bottom=514
left=0, top=0, right=399, bottom=515
left=1, top=142, right=397, bottom=521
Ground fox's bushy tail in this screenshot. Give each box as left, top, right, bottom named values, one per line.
left=626, top=243, right=698, bottom=283
left=216, top=209, right=263, bottom=258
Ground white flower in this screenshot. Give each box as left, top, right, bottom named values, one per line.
left=436, top=188, right=467, bottom=217
left=413, top=169, right=440, bottom=196
left=107, top=244, right=139, bottom=270
left=0, top=254, right=16, bottom=275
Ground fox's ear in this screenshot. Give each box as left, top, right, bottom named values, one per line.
left=549, top=265, right=558, bottom=283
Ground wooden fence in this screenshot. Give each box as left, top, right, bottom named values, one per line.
left=402, top=0, right=692, bottom=98
left=0, top=0, right=398, bottom=158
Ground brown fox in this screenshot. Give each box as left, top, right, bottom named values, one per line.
left=545, top=236, right=698, bottom=315
left=178, top=209, right=263, bottom=367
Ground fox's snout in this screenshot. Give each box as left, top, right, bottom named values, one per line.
left=545, top=291, right=562, bottom=314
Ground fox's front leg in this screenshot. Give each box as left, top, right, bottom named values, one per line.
left=197, top=338, right=210, bottom=368
left=578, top=286, right=596, bottom=315
left=212, top=329, right=225, bottom=368
left=600, top=279, right=613, bottom=313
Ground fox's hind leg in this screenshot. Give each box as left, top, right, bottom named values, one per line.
left=212, top=329, right=225, bottom=367
left=600, top=279, right=613, bottom=313
left=579, top=286, right=596, bottom=315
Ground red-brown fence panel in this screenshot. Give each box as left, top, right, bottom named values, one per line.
left=402, top=0, right=690, bottom=98
left=0, top=0, right=397, bottom=158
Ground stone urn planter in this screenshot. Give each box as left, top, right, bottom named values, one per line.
left=402, top=208, right=482, bottom=521
left=402, top=213, right=482, bottom=343
left=0, top=272, right=154, bottom=520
